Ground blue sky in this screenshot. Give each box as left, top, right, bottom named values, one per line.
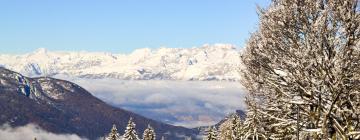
left=0, top=0, right=270, bottom=54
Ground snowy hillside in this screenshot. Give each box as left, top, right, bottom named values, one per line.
left=0, top=44, right=242, bottom=81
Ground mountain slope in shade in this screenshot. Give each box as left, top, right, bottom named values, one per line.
left=0, top=44, right=242, bottom=81
left=0, top=68, right=199, bottom=140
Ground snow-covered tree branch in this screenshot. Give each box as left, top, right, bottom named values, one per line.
left=241, top=0, right=360, bottom=139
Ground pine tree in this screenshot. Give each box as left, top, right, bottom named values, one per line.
left=230, top=114, right=242, bottom=140
left=143, top=124, right=156, bottom=140
left=123, top=117, right=140, bottom=140
left=242, top=97, right=268, bottom=140
left=219, top=116, right=232, bottom=140
left=241, top=0, right=360, bottom=139
left=218, top=114, right=242, bottom=140
left=105, top=124, right=121, bottom=140
left=203, top=126, right=218, bottom=140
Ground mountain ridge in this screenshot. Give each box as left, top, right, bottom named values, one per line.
left=0, top=67, right=199, bottom=140
left=0, top=44, right=242, bottom=81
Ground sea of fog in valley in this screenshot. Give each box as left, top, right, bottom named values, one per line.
left=60, top=78, right=247, bottom=128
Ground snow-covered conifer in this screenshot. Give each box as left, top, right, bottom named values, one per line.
left=143, top=124, right=156, bottom=140
left=230, top=114, right=243, bottom=140
left=219, top=116, right=232, bottom=140
left=218, top=114, right=242, bottom=140
left=242, top=97, right=268, bottom=140
left=105, top=124, right=121, bottom=140
left=122, top=117, right=140, bottom=140
left=203, top=126, right=218, bottom=140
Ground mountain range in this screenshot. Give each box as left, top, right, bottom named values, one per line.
left=0, top=67, right=198, bottom=140
left=0, top=44, right=242, bottom=81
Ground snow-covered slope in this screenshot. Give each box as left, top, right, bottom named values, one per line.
left=0, top=44, right=242, bottom=81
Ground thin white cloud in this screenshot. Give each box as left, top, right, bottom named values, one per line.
left=62, top=77, right=247, bottom=128
left=0, top=124, right=87, bottom=140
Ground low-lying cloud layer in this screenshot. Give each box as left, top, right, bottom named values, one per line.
left=0, top=124, right=87, bottom=140
left=66, top=78, right=247, bottom=128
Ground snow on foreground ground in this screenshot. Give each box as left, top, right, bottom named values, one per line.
left=61, top=77, right=247, bottom=128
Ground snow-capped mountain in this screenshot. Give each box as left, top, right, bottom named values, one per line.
left=0, top=44, right=242, bottom=81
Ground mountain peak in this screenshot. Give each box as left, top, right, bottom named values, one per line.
left=0, top=45, right=242, bottom=81
left=34, top=48, right=48, bottom=54
left=202, top=44, right=237, bottom=50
